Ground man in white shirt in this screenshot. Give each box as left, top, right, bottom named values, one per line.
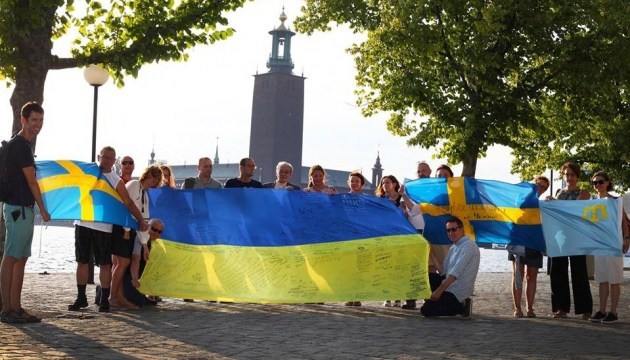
left=420, top=216, right=480, bottom=319
left=68, top=146, right=148, bottom=313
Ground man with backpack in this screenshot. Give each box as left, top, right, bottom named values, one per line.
left=0, top=101, right=51, bottom=324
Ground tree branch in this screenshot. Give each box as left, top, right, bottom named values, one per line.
left=49, top=56, right=81, bottom=70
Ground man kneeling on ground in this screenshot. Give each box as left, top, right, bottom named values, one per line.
left=420, top=216, right=480, bottom=318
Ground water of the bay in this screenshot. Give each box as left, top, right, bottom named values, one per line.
left=24, top=225, right=630, bottom=273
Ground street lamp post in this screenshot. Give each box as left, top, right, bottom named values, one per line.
left=83, top=65, right=109, bottom=284
left=84, top=64, right=109, bottom=162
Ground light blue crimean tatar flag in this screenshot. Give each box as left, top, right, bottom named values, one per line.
left=540, top=198, right=623, bottom=257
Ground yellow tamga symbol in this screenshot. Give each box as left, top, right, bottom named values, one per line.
left=582, top=204, right=608, bottom=222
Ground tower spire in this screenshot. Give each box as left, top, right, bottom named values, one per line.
left=266, top=8, right=295, bottom=73
left=372, top=150, right=383, bottom=189
left=214, top=137, right=220, bottom=165
left=149, top=144, right=156, bottom=165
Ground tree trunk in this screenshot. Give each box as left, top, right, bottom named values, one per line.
left=1, top=4, right=55, bottom=253
left=461, top=147, right=479, bottom=178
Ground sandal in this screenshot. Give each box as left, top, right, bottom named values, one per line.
left=17, top=308, right=42, bottom=323
left=552, top=311, right=567, bottom=318
left=0, top=310, right=27, bottom=324
left=526, top=310, right=536, bottom=318
left=513, top=309, right=524, bottom=318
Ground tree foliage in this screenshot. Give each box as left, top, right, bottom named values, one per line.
left=295, top=0, right=630, bottom=180
left=0, top=0, right=250, bottom=132
left=511, top=1, right=630, bottom=190
left=0, top=0, right=250, bottom=254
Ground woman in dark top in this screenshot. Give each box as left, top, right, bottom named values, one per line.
left=547, top=162, right=592, bottom=320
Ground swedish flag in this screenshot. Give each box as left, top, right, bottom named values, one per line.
left=36, top=160, right=138, bottom=228
left=405, top=177, right=545, bottom=251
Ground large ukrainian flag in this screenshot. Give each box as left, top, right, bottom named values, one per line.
left=36, top=160, right=138, bottom=228
left=139, top=188, right=430, bottom=303
left=405, top=177, right=544, bottom=251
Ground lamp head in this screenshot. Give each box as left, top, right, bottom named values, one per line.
left=84, top=64, right=109, bottom=86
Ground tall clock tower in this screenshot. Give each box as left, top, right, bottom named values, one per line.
left=249, top=9, right=305, bottom=184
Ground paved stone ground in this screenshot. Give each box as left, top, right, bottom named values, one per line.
left=1, top=271, right=629, bottom=359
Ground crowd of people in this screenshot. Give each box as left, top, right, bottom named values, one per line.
left=1, top=101, right=628, bottom=325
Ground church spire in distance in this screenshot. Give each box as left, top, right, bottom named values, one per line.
left=372, top=150, right=383, bottom=188
left=214, top=137, right=220, bottom=165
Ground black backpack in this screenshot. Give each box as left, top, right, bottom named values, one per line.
left=0, top=138, right=16, bottom=202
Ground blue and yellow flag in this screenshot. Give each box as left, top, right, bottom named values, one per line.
left=139, top=188, right=430, bottom=303
left=405, top=177, right=544, bottom=251
left=540, top=198, right=623, bottom=257
left=36, top=160, right=138, bottom=228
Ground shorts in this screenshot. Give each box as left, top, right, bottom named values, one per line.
left=2, top=204, right=34, bottom=258
left=111, top=225, right=135, bottom=258
left=75, top=225, right=112, bottom=266
left=508, top=247, right=543, bottom=268
left=594, top=256, right=624, bottom=284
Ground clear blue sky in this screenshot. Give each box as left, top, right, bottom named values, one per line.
left=1, top=0, right=523, bottom=184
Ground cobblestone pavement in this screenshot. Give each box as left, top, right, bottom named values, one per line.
left=1, top=271, right=629, bottom=359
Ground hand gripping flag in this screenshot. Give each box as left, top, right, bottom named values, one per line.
left=139, top=188, right=430, bottom=303
left=540, top=198, right=623, bottom=257
left=405, top=177, right=545, bottom=251
left=36, top=160, right=138, bottom=228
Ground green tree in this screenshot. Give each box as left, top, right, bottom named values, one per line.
left=511, top=4, right=630, bottom=190
left=0, top=0, right=250, bottom=254
left=1, top=0, right=249, bottom=134
left=295, top=0, right=629, bottom=178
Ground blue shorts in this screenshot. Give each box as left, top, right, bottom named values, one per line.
left=3, top=204, right=35, bottom=258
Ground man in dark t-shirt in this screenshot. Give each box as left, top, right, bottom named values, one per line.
left=224, top=157, right=263, bottom=188
left=0, top=102, right=51, bottom=324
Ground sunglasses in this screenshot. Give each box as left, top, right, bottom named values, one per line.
left=150, top=226, right=163, bottom=234
left=592, top=179, right=606, bottom=186
left=122, top=161, right=134, bottom=165
left=446, top=226, right=460, bottom=233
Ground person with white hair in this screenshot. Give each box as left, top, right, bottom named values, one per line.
left=263, top=161, right=301, bottom=190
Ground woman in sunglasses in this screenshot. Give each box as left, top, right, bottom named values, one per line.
left=588, top=171, right=629, bottom=323
left=547, top=162, right=592, bottom=320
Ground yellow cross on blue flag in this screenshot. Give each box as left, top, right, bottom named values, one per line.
left=405, top=177, right=544, bottom=251
left=36, top=160, right=139, bottom=228
left=540, top=198, right=623, bottom=257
